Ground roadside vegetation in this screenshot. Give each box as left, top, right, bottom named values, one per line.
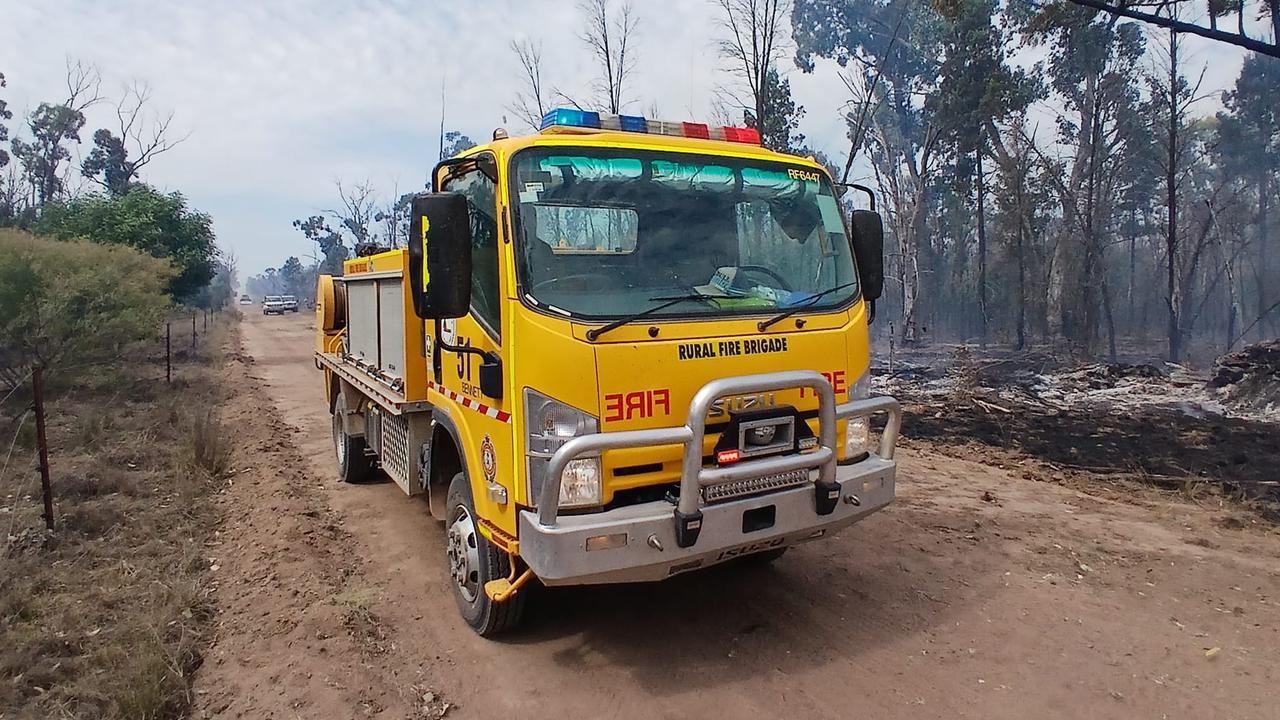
left=0, top=228, right=234, bottom=719
left=1, top=61, right=234, bottom=719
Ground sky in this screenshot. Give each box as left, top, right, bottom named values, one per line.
left=0, top=0, right=1261, bottom=283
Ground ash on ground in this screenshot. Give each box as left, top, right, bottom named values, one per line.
left=872, top=342, right=1280, bottom=519
left=1208, top=340, right=1280, bottom=417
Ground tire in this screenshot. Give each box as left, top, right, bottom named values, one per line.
left=332, top=394, right=375, bottom=483
left=445, top=471, right=525, bottom=636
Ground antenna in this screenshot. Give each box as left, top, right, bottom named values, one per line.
left=437, top=75, right=447, bottom=162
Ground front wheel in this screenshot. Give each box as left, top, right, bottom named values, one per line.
left=332, top=394, right=374, bottom=483
left=445, top=471, right=526, bottom=636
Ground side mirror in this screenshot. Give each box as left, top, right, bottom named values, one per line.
left=408, top=193, right=472, bottom=319
left=850, top=209, right=885, bottom=303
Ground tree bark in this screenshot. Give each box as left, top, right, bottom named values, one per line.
left=976, top=145, right=989, bottom=346
left=1016, top=214, right=1027, bottom=351
left=1165, top=27, right=1181, bottom=363
left=1259, top=177, right=1271, bottom=340
left=1102, top=270, right=1118, bottom=362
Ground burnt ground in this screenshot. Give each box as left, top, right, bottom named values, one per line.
left=877, top=350, right=1280, bottom=520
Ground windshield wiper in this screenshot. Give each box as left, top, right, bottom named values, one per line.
left=586, top=294, right=710, bottom=341
left=756, top=282, right=858, bottom=332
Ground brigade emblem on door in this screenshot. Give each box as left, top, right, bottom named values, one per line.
left=481, top=434, right=497, bottom=482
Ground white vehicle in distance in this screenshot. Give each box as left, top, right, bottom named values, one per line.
left=238, top=294, right=253, bottom=305
left=262, top=295, right=287, bottom=315
left=281, top=295, right=299, bottom=313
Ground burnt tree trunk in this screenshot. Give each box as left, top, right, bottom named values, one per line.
left=1259, top=179, right=1271, bottom=340
left=976, top=145, right=989, bottom=346
left=1165, top=27, right=1181, bottom=363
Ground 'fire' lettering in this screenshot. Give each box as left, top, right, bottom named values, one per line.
left=604, top=388, right=673, bottom=422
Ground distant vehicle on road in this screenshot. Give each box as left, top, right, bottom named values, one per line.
left=263, top=295, right=300, bottom=315
left=262, top=295, right=286, bottom=315
left=239, top=294, right=253, bottom=305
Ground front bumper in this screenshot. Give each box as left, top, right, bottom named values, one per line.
left=520, top=370, right=902, bottom=586
left=520, top=455, right=895, bottom=585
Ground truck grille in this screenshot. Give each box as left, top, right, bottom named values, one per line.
left=702, top=468, right=811, bottom=504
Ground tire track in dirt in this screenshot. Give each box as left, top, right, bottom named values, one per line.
left=194, top=324, right=434, bottom=719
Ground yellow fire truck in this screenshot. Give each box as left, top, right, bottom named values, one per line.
left=315, top=108, right=902, bottom=635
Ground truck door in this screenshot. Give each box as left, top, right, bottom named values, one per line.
left=438, top=157, right=516, bottom=529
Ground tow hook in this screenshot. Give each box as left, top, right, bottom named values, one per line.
left=844, top=493, right=862, bottom=506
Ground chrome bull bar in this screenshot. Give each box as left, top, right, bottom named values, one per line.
left=536, top=370, right=903, bottom=543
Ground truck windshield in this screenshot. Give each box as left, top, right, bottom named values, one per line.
left=511, top=147, right=858, bottom=320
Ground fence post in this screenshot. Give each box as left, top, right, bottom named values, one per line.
left=203, top=310, right=208, bottom=332
left=32, top=366, right=54, bottom=531
left=191, top=312, right=197, bottom=356
left=166, top=322, right=172, bottom=384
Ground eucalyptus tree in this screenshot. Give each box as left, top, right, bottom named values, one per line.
left=793, top=0, right=1033, bottom=343
left=1215, top=56, right=1280, bottom=340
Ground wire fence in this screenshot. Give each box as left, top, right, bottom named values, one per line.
left=1, top=410, right=32, bottom=542
left=1, top=305, right=229, bottom=537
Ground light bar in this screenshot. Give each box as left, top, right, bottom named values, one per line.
left=539, top=107, right=761, bottom=145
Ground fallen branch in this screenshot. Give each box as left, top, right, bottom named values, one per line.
left=974, top=398, right=1012, bottom=414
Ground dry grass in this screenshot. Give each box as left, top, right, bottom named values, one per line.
left=185, top=409, right=232, bottom=481
left=0, top=312, right=235, bottom=719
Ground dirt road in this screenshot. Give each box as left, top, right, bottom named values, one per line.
left=197, top=312, right=1280, bottom=719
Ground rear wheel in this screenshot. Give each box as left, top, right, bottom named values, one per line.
left=445, top=471, right=525, bottom=636
left=332, top=394, right=374, bottom=483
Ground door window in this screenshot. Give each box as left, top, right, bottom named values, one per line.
left=444, top=163, right=501, bottom=335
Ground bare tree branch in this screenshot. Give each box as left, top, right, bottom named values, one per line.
left=579, top=0, right=639, bottom=113
left=713, top=0, right=790, bottom=133
left=1060, top=0, right=1280, bottom=58
left=508, top=39, right=549, bottom=131
left=330, top=179, right=379, bottom=248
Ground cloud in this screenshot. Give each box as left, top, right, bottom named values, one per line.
left=1, top=0, right=1254, bottom=277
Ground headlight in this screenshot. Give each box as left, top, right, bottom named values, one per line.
left=524, top=389, right=601, bottom=508
left=844, top=373, right=870, bottom=458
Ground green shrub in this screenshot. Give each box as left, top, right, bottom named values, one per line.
left=0, top=229, right=172, bottom=387
left=34, top=185, right=217, bottom=301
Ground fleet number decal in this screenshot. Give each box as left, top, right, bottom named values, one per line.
left=678, top=337, right=788, bottom=360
